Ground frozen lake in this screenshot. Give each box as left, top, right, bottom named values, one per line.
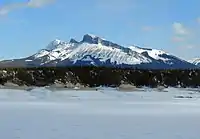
left=0, top=87, right=200, bottom=139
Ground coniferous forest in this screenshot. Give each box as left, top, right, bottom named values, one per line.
left=0, top=67, right=199, bottom=88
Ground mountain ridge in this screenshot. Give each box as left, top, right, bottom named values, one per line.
left=0, top=34, right=197, bottom=69
left=189, top=58, right=200, bottom=67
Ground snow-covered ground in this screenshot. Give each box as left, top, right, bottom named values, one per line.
left=0, top=87, right=200, bottom=139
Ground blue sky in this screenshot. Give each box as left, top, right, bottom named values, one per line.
left=0, top=0, right=199, bottom=60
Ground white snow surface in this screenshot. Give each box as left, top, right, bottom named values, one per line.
left=46, top=39, right=62, bottom=51
left=65, top=43, right=150, bottom=65
left=25, top=59, right=33, bottom=62
left=190, top=58, right=200, bottom=66
left=129, top=46, right=169, bottom=61
left=34, top=42, right=77, bottom=62
left=35, top=41, right=151, bottom=65
left=34, top=49, right=50, bottom=58
left=0, top=87, right=200, bottom=139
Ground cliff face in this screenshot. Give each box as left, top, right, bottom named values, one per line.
left=0, top=67, right=200, bottom=88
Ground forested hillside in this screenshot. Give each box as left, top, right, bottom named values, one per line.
left=0, top=67, right=199, bottom=88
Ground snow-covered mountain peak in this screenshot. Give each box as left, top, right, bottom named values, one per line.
left=84, top=34, right=105, bottom=40
left=81, top=34, right=104, bottom=44
left=129, top=45, right=167, bottom=55
left=81, top=34, right=125, bottom=51
left=3, top=34, right=195, bottom=69
left=86, top=34, right=99, bottom=38
left=46, top=39, right=69, bottom=51
left=69, top=38, right=79, bottom=44
left=129, top=46, right=166, bottom=54
left=34, top=49, right=50, bottom=58
left=129, top=45, right=169, bottom=62
left=190, top=58, right=200, bottom=66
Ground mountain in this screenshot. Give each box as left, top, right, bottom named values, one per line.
left=0, top=34, right=197, bottom=69
left=189, top=58, right=200, bottom=67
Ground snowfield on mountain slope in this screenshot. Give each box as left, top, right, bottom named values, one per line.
left=22, top=34, right=195, bottom=68
left=64, top=43, right=150, bottom=64
left=190, top=58, right=200, bottom=67
left=0, top=88, right=200, bottom=139
left=34, top=42, right=76, bottom=62
left=35, top=41, right=151, bottom=65
left=129, top=46, right=169, bottom=61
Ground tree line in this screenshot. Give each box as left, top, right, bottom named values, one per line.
left=0, top=67, right=199, bottom=88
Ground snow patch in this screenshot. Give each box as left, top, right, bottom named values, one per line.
left=25, top=59, right=33, bottom=62
left=34, top=50, right=50, bottom=58
left=129, top=46, right=169, bottom=61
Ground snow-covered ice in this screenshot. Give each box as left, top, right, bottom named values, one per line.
left=0, top=87, right=200, bottom=139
